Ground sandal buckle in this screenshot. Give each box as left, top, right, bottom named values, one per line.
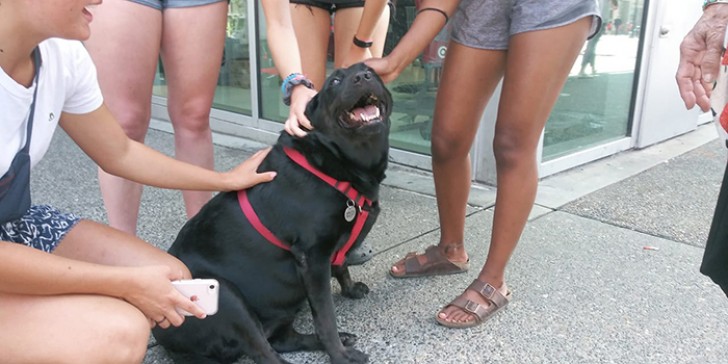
left=463, top=300, right=479, bottom=313
left=479, top=283, right=496, bottom=299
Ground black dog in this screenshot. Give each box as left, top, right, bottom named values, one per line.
left=153, top=63, right=392, bottom=364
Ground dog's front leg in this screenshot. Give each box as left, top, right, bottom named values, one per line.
left=332, top=264, right=369, bottom=299
left=291, top=246, right=368, bottom=364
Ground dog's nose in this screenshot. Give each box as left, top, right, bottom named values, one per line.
left=352, top=69, right=373, bottom=84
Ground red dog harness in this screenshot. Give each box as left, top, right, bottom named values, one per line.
left=237, top=147, right=373, bottom=266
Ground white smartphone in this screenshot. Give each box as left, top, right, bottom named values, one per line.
left=172, top=278, right=219, bottom=316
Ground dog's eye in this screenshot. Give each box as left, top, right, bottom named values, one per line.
left=330, top=78, right=341, bottom=86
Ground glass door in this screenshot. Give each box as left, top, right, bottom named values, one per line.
left=542, top=0, right=643, bottom=160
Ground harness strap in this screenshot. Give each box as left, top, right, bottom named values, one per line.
left=238, top=189, right=290, bottom=252
left=237, top=147, right=375, bottom=266
left=284, top=147, right=371, bottom=205
left=331, top=205, right=369, bottom=266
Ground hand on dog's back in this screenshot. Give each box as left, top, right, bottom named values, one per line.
left=222, top=147, right=276, bottom=191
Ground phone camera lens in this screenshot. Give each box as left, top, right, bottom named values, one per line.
left=209, top=285, right=216, bottom=289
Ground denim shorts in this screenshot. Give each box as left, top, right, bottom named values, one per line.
left=0, top=205, right=80, bottom=253
left=451, top=0, right=602, bottom=50
left=128, top=0, right=227, bottom=10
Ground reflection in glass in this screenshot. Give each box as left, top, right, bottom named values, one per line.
left=543, top=0, right=642, bottom=160
left=257, top=0, right=288, bottom=123
left=252, top=0, right=643, bottom=162
left=257, top=0, right=442, bottom=155
left=154, top=1, right=252, bottom=115
left=385, top=0, right=445, bottom=155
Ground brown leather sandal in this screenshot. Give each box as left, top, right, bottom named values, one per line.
left=435, top=279, right=512, bottom=329
left=389, top=245, right=469, bottom=279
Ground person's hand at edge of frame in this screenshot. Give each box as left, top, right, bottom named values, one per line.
left=677, top=4, right=728, bottom=112
left=120, top=265, right=207, bottom=329
left=221, top=148, right=277, bottom=191
left=284, top=85, right=317, bottom=138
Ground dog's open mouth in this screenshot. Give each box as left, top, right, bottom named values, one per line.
left=339, top=94, right=385, bottom=128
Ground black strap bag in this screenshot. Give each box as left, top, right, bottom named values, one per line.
left=0, top=48, right=41, bottom=224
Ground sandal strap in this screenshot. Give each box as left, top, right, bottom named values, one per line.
left=467, top=279, right=510, bottom=308
left=403, top=245, right=442, bottom=272
left=447, top=296, right=490, bottom=322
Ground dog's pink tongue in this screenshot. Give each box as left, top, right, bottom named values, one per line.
left=351, top=105, right=379, bottom=122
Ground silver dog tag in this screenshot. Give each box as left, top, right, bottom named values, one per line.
left=344, top=199, right=357, bottom=222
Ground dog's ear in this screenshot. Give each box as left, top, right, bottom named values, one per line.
left=304, top=93, right=320, bottom=123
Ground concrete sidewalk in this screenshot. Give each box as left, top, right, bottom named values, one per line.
left=32, top=123, right=728, bottom=364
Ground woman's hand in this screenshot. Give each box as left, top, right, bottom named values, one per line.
left=119, top=265, right=207, bottom=329
left=221, top=148, right=277, bottom=191
left=365, top=56, right=401, bottom=84
left=284, top=85, right=317, bottom=137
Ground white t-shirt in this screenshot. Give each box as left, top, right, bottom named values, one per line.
left=0, top=38, right=103, bottom=175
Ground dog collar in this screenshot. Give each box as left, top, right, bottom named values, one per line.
left=237, top=147, right=374, bottom=266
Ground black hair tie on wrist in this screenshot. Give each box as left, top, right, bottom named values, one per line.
left=353, top=36, right=373, bottom=48
left=417, top=7, right=449, bottom=23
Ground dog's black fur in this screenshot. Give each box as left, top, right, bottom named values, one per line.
left=153, top=63, right=392, bottom=364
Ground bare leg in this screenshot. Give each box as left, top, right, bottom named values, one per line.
left=0, top=292, right=150, bottom=364
left=0, top=220, right=188, bottom=363
left=438, top=17, right=593, bottom=325
left=85, top=1, right=162, bottom=235
left=290, top=4, right=333, bottom=89
left=332, top=5, right=391, bottom=63
left=53, top=220, right=189, bottom=272
left=390, top=41, right=506, bottom=275
left=161, top=3, right=228, bottom=219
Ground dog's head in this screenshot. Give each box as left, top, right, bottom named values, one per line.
left=302, top=63, right=393, bottom=172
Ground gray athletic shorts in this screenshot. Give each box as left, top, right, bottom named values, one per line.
left=0, top=205, right=80, bottom=253
left=451, top=0, right=602, bottom=50
left=128, top=0, right=226, bottom=10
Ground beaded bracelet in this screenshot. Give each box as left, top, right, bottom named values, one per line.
left=417, top=7, right=449, bottom=23
left=281, top=73, right=314, bottom=106
left=704, top=0, right=728, bottom=10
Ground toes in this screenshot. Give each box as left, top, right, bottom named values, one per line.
left=438, top=306, right=475, bottom=324
left=390, top=260, right=407, bottom=274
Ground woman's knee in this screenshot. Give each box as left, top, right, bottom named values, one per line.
left=102, top=305, right=151, bottom=364
left=431, top=129, right=471, bottom=163
left=112, top=105, right=152, bottom=141
left=168, top=98, right=214, bottom=135
left=492, top=130, right=538, bottom=170
left=0, top=295, right=150, bottom=364
left=77, top=298, right=150, bottom=363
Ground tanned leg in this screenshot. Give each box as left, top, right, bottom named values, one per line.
left=438, top=17, right=593, bottom=325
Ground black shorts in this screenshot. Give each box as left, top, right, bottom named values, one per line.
left=289, top=0, right=392, bottom=14
left=703, top=159, right=728, bottom=298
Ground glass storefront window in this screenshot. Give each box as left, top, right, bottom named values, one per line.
left=385, top=0, right=444, bottom=155
left=543, top=0, right=643, bottom=160
left=256, top=0, right=442, bottom=157
left=256, top=0, right=289, bottom=123
left=153, top=1, right=253, bottom=115
left=251, top=0, right=644, bottom=161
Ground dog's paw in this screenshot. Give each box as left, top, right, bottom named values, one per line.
left=338, top=331, right=358, bottom=347
left=332, top=347, right=369, bottom=364
left=341, top=282, right=370, bottom=299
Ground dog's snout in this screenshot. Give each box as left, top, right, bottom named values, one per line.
left=353, top=69, right=373, bottom=84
